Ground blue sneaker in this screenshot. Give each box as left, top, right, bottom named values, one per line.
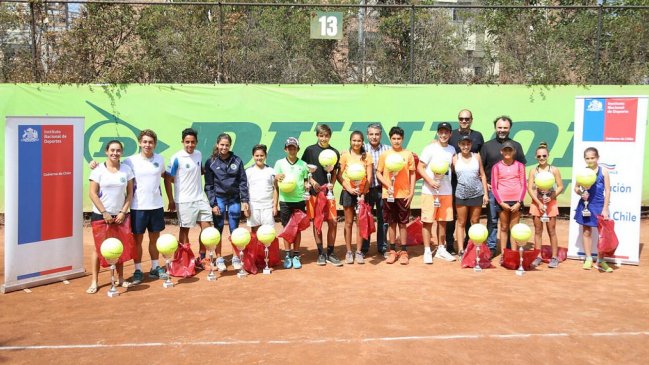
left=292, top=255, right=302, bottom=269
left=148, top=266, right=168, bottom=280
left=283, top=253, right=292, bottom=269
left=131, top=269, right=144, bottom=285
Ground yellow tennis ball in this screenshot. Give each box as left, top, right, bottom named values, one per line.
left=100, top=238, right=123, bottom=260
left=535, top=171, right=556, bottom=191
left=257, top=224, right=277, bottom=246
left=346, top=163, right=366, bottom=181
left=510, top=223, right=532, bottom=243
left=200, top=227, right=221, bottom=248
left=278, top=174, right=297, bottom=193
left=231, top=228, right=251, bottom=249
left=318, top=149, right=338, bottom=167
left=468, top=224, right=488, bottom=245
left=429, top=159, right=449, bottom=175
left=156, top=234, right=179, bottom=256
left=385, top=153, right=406, bottom=172
left=575, top=168, right=597, bottom=189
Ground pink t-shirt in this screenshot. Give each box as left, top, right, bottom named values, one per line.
left=491, top=160, right=526, bottom=204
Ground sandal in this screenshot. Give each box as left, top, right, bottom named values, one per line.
left=85, top=285, right=98, bottom=294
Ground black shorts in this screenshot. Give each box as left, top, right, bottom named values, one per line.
left=130, top=208, right=165, bottom=234
left=339, top=190, right=360, bottom=208
left=382, top=198, right=410, bottom=225
left=279, top=201, right=307, bottom=227
left=455, top=195, right=483, bottom=207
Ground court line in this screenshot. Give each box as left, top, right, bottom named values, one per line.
left=1, top=331, right=648, bottom=351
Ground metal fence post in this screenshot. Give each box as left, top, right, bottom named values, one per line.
left=218, top=2, right=224, bottom=83
left=409, top=4, right=415, bottom=84
left=594, top=3, right=603, bottom=85
left=29, top=1, right=39, bottom=82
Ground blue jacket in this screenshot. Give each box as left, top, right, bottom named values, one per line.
left=204, top=153, right=249, bottom=204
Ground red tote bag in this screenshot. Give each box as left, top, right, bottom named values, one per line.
left=91, top=217, right=135, bottom=268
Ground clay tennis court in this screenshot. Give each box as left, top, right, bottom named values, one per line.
left=1, top=216, right=648, bottom=364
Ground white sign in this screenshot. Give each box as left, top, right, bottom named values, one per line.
left=568, top=96, right=647, bottom=265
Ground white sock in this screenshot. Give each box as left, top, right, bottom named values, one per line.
left=134, top=263, right=142, bottom=271
left=151, top=260, right=159, bottom=269
left=424, top=247, right=431, bottom=254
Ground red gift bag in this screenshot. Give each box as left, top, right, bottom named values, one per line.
left=597, top=215, right=619, bottom=258
left=231, top=237, right=260, bottom=275
left=501, top=248, right=541, bottom=270
left=168, top=243, right=196, bottom=278
left=541, top=245, right=568, bottom=263
left=358, top=200, right=376, bottom=240
left=278, top=210, right=310, bottom=244
left=461, top=241, right=493, bottom=269
left=91, top=217, right=135, bottom=268
left=253, top=236, right=281, bottom=270
left=405, top=217, right=423, bottom=246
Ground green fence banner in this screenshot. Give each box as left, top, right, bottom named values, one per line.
left=1, top=84, right=648, bottom=211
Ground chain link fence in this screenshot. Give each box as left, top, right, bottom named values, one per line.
left=1, top=1, right=648, bottom=85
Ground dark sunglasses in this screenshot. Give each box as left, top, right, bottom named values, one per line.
left=536, top=154, right=547, bottom=158
left=458, top=117, right=471, bottom=121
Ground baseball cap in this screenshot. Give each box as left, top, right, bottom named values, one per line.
left=285, top=137, right=299, bottom=148
left=500, top=140, right=515, bottom=150
left=437, top=122, right=452, bottom=131
left=458, top=135, right=472, bottom=143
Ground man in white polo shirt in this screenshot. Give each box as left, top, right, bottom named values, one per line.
left=166, top=128, right=213, bottom=262
left=124, top=129, right=174, bottom=284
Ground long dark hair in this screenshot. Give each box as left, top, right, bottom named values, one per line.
left=349, top=130, right=367, bottom=161
left=211, top=133, right=232, bottom=160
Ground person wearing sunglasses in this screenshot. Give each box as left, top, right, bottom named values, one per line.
left=447, top=110, right=484, bottom=256
left=527, top=142, right=564, bottom=268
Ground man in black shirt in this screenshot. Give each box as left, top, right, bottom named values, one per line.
left=446, top=109, right=484, bottom=255
left=480, top=116, right=527, bottom=257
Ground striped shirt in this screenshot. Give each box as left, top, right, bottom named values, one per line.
left=364, top=142, right=391, bottom=187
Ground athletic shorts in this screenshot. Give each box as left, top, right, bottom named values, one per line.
left=177, top=199, right=213, bottom=228
left=382, top=198, right=409, bottom=225
left=529, top=199, right=558, bottom=217
left=130, top=208, right=165, bottom=234
left=247, top=207, right=276, bottom=227
left=339, top=190, right=361, bottom=208
left=307, top=195, right=337, bottom=221
left=455, top=195, right=484, bottom=207
left=280, top=201, right=307, bottom=227
left=421, top=195, right=453, bottom=223
left=497, top=200, right=525, bottom=213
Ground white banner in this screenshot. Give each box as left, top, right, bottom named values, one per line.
left=568, top=96, right=647, bottom=265
left=2, top=117, right=85, bottom=293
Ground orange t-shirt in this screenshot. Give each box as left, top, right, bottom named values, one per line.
left=340, top=151, right=374, bottom=192
left=377, top=149, right=415, bottom=199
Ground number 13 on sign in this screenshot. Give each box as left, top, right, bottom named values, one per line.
left=310, top=11, right=343, bottom=40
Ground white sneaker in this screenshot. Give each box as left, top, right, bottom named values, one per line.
left=232, top=256, right=243, bottom=270
left=423, top=251, right=433, bottom=264
left=435, top=246, right=456, bottom=262
left=215, top=257, right=227, bottom=272
left=345, top=251, right=354, bottom=264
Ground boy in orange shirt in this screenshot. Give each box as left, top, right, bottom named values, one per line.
left=376, top=127, right=416, bottom=264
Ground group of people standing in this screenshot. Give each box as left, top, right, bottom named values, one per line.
left=86, top=109, right=613, bottom=293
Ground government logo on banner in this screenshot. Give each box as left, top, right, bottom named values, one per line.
left=21, top=128, right=39, bottom=143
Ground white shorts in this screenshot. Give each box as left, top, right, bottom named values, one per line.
left=247, top=207, right=275, bottom=227
left=177, top=199, right=212, bottom=228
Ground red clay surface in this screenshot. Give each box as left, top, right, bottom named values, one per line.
left=1, top=218, right=648, bottom=364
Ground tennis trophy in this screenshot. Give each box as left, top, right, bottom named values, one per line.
left=200, top=227, right=221, bottom=282
left=156, top=234, right=179, bottom=288
left=257, top=225, right=277, bottom=275
left=511, top=224, right=532, bottom=277
left=468, top=224, right=488, bottom=273
left=100, top=238, right=123, bottom=298
left=385, top=154, right=405, bottom=203
left=231, top=228, right=252, bottom=278
left=535, top=171, right=555, bottom=223
left=429, top=160, right=449, bottom=208
left=575, top=167, right=597, bottom=218
left=305, top=164, right=318, bottom=201
left=318, top=150, right=338, bottom=201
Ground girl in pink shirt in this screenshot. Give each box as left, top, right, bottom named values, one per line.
left=491, top=142, right=526, bottom=252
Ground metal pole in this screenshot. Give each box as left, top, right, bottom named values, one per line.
left=358, top=0, right=365, bottom=83
left=594, top=2, right=603, bottom=84
left=409, top=4, right=415, bottom=83
left=29, top=2, right=40, bottom=82
left=218, top=2, right=224, bottom=83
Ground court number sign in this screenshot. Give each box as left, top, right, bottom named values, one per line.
left=310, top=11, right=343, bottom=40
